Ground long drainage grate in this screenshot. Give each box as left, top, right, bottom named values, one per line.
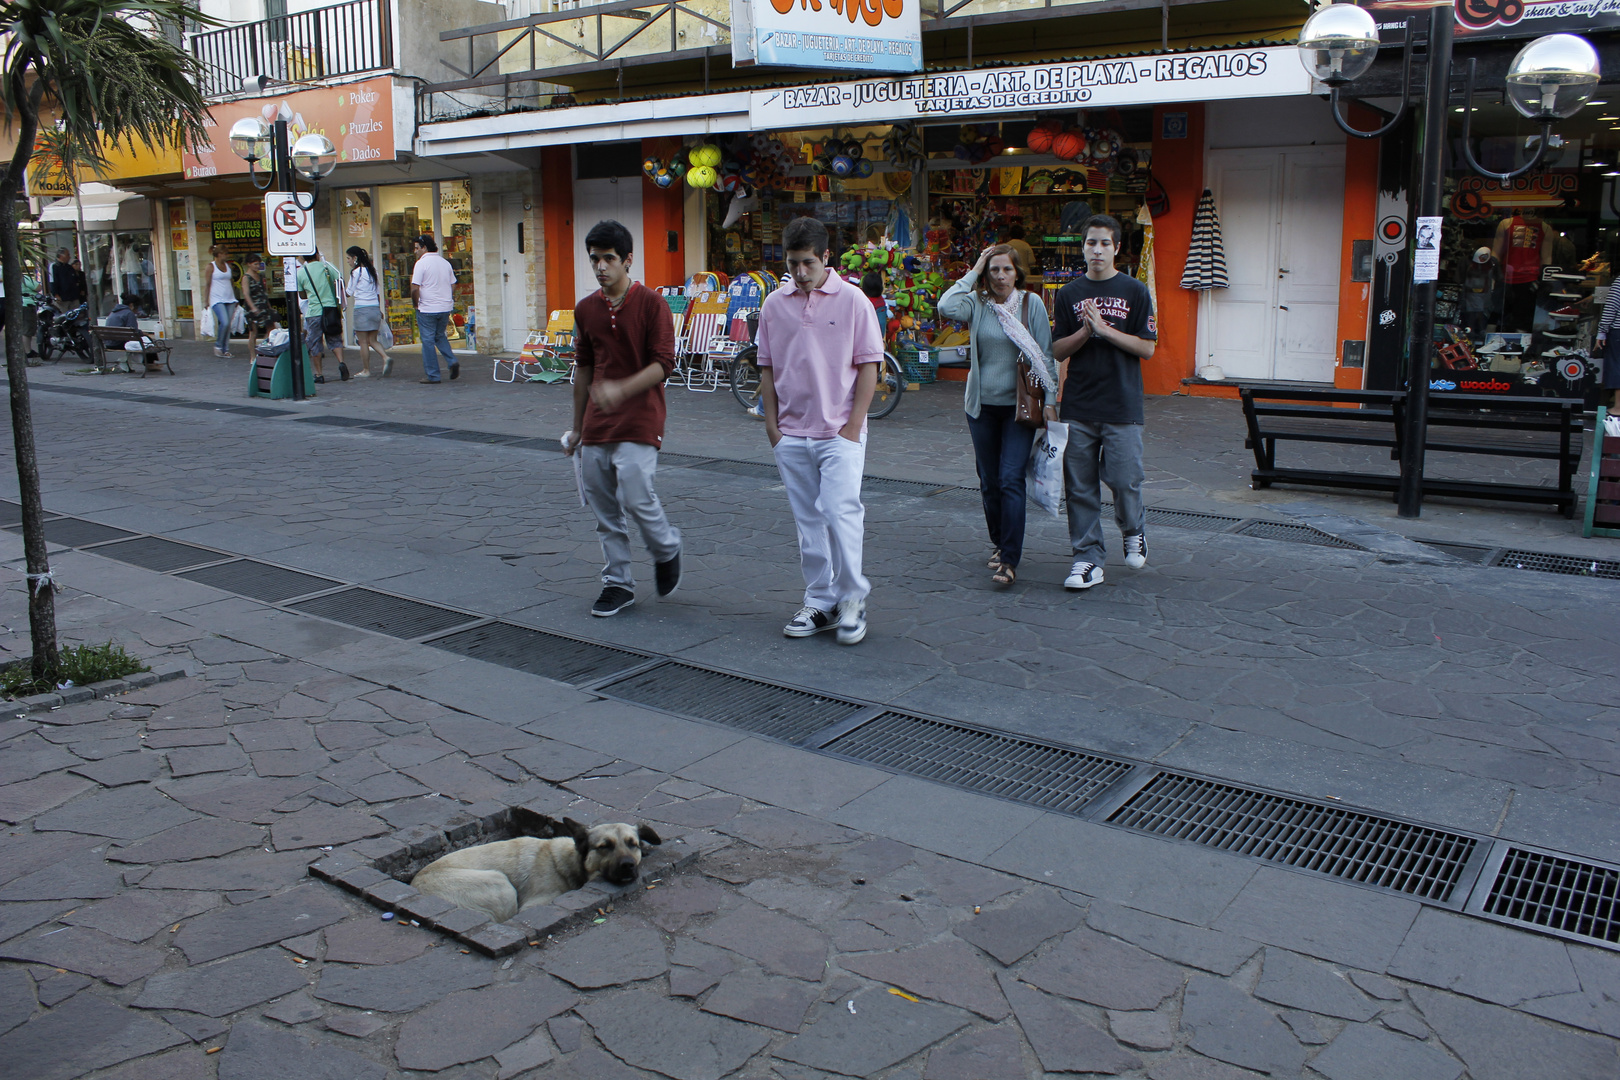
left=296, top=415, right=382, bottom=428
left=1413, top=538, right=1497, bottom=564
left=177, top=560, right=342, bottom=603
left=367, top=421, right=454, bottom=436
left=90, top=536, right=227, bottom=572
left=1491, top=549, right=1620, bottom=581
left=825, top=712, right=1133, bottom=815
left=865, top=478, right=949, bottom=497
left=693, top=459, right=781, bottom=479
left=1145, top=508, right=1245, bottom=532
left=1235, top=520, right=1365, bottom=550
left=596, top=662, right=861, bottom=742
left=1109, top=773, right=1474, bottom=902
left=1481, top=847, right=1619, bottom=945
left=429, top=430, right=525, bottom=445
left=7, top=517, right=133, bottom=547
left=0, top=501, right=20, bottom=527
left=290, top=587, right=476, bottom=639
left=426, top=622, right=648, bottom=685
left=227, top=405, right=291, bottom=418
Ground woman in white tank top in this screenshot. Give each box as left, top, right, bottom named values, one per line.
left=207, top=245, right=238, bottom=358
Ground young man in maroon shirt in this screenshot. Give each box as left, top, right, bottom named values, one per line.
left=562, top=220, right=682, bottom=616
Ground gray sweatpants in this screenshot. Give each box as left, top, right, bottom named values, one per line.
left=580, top=441, right=681, bottom=590
left=1062, top=420, right=1145, bottom=566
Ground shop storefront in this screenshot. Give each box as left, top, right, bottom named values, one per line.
left=338, top=179, right=478, bottom=349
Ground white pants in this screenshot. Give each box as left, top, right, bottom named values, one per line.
left=772, top=433, right=869, bottom=612
left=580, top=441, right=681, bottom=589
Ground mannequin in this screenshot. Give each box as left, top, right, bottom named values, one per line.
left=1462, top=246, right=1500, bottom=338
left=1494, top=212, right=1552, bottom=329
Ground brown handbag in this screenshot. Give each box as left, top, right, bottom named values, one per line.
left=1013, top=292, right=1046, bottom=430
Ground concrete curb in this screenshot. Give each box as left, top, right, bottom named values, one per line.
left=6, top=662, right=190, bottom=716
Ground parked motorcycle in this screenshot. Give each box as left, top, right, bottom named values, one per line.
left=33, top=302, right=91, bottom=363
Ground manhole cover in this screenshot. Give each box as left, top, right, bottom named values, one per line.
left=290, top=588, right=477, bottom=639
left=178, top=560, right=342, bottom=603
left=426, top=622, right=648, bottom=685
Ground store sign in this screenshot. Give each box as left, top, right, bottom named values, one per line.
left=1451, top=173, right=1576, bottom=219
left=731, top=0, right=922, bottom=74
left=183, top=76, right=395, bottom=181
left=26, top=157, right=74, bottom=199
left=1358, top=0, right=1620, bottom=40
left=749, top=45, right=1310, bottom=128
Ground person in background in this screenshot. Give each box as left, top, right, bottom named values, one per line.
left=241, top=253, right=276, bottom=357
left=106, top=291, right=160, bottom=368
left=938, top=243, right=1055, bottom=587
left=297, top=249, right=347, bottom=383
left=563, top=219, right=683, bottom=618
left=1595, top=247, right=1620, bottom=428
left=49, top=249, right=80, bottom=313
left=1005, top=224, right=1037, bottom=275
left=860, top=270, right=888, bottom=323
left=410, top=234, right=458, bottom=384
left=346, top=246, right=386, bottom=378
left=206, top=244, right=238, bottom=359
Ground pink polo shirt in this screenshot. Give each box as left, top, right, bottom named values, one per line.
left=756, top=271, right=884, bottom=438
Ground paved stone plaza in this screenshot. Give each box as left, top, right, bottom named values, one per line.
left=0, top=347, right=1616, bottom=1079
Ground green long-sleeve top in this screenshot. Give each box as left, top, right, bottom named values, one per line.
left=937, top=270, right=1053, bottom=419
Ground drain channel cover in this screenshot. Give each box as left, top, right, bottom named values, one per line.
left=1235, top=520, right=1365, bottom=550
left=826, top=712, right=1132, bottom=814
left=91, top=536, right=227, bottom=572
left=865, top=478, right=948, bottom=496
left=1145, top=508, right=1243, bottom=532
left=427, top=622, right=647, bottom=685
left=5, top=517, right=133, bottom=548
left=0, top=502, right=20, bottom=527
left=367, top=421, right=454, bottom=436
left=1109, top=773, right=1474, bottom=901
left=1492, top=549, right=1620, bottom=581
left=1414, top=539, right=1496, bottom=564
left=429, top=430, right=525, bottom=445
left=290, top=588, right=476, bottom=639
left=178, top=560, right=341, bottom=603
left=296, top=415, right=383, bottom=428
left=598, top=662, right=860, bottom=742
left=1483, top=848, right=1619, bottom=946
left=693, top=459, right=780, bottom=479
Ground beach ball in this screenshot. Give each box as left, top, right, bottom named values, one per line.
left=642, top=157, right=660, bottom=179
left=653, top=168, right=675, bottom=189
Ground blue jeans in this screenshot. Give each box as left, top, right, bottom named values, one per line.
left=417, top=311, right=455, bottom=380
left=966, top=404, right=1038, bottom=569
left=211, top=302, right=235, bottom=352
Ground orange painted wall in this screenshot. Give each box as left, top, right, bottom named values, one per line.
left=541, top=146, right=575, bottom=314
left=1146, top=103, right=1204, bottom=396
left=639, top=137, right=686, bottom=289
left=1335, top=104, right=1380, bottom=391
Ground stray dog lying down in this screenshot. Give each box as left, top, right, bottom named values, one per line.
left=411, top=815, right=662, bottom=924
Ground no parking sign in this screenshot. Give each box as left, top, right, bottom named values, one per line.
left=264, top=192, right=315, bottom=256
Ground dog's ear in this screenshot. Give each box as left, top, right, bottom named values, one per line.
left=636, top=824, right=662, bottom=847
left=563, top=817, right=590, bottom=857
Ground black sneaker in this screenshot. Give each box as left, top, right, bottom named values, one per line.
left=591, top=586, right=635, bottom=617
left=449, top=362, right=461, bottom=381
left=313, top=375, right=326, bottom=384
left=655, top=552, right=681, bottom=597
left=783, top=606, right=836, bottom=637
left=338, top=361, right=351, bottom=381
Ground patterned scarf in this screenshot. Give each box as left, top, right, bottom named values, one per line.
left=988, top=289, right=1056, bottom=394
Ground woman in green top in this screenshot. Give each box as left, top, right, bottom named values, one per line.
left=938, top=245, right=1057, bottom=586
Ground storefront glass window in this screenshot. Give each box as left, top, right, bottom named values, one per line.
left=378, top=183, right=432, bottom=345
left=168, top=200, right=192, bottom=321
left=439, top=181, right=475, bottom=347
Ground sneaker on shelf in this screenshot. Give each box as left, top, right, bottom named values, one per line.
left=1123, top=532, right=1148, bottom=570
left=1547, top=292, right=1583, bottom=301
left=1543, top=330, right=1578, bottom=340
left=1064, top=560, right=1104, bottom=590
left=1548, top=306, right=1582, bottom=319
left=835, top=598, right=867, bottom=646
left=591, top=586, right=635, bottom=617
left=783, top=606, right=836, bottom=638
left=1478, top=335, right=1507, bottom=354
left=1549, top=271, right=1586, bottom=281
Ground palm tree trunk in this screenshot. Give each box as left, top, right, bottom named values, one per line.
left=0, top=81, right=60, bottom=683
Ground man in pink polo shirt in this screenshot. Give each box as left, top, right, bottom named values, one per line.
left=756, top=216, right=882, bottom=645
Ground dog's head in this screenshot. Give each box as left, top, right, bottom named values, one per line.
left=562, top=817, right=662, bottom=886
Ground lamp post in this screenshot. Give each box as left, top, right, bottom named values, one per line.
left=226, top=113, right=338, bottom=402
left=1297, top=4, right=1601, bottom=518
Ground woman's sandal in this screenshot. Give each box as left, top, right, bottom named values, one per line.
left=992, top=563, right=1016, bottom=586
left=988, top=550, right=1004, bottom=570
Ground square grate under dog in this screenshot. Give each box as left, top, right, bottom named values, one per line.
left=426, top=622, right=649, bottom=685
left=290, top=587, right=478, bottom=639
left=1481, top=847, right=1619, bottom=947
left=178, top=560, right=342, bottom=603
left=596, top=662, right=862, bottom=743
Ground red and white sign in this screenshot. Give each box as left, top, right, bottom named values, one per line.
left=264, top=193, right=315, bottom=256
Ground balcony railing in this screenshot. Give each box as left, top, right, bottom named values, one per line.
left=189, top=0, right=393, bottom=97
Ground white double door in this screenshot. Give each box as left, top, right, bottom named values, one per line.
left=1200, top=145, right=1345, bottom=383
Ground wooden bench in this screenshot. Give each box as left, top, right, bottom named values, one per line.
left=91, top=325, right=173, bottom=377
left=1241, top=386, right=1585, bottom=517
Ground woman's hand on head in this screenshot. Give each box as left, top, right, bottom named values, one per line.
left=974, top=247, right=995, bottom=273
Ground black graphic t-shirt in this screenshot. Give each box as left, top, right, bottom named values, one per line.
left=1053, top=272, right=1157, bottom=425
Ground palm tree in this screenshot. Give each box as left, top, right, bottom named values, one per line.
left=0, top=0, right=213, bottom=683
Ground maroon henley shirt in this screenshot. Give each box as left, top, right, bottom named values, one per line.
left=575, top=281, right=677, bottom=449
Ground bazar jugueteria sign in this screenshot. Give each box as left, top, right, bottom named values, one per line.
left=748, top=45, right=1312, bottom=128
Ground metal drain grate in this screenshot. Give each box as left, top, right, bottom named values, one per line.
left=178, top=560, right=341, bottom=603
left=1236, top=520, right=1365, bottom=550
left=6, top=518, right=134, bottom=547
left=429, top=430, right=525, bottom=445
left=1414, top=539, right=1496, bottom=564
left=290, top=588, right=477, bottom=639
left=367, top=421, right=454, bottom=436
left=504, top=437, right=567, bottom=453
left=865, top=478, right=948, bottom=496
left=826, top=712, right=1133, bottom=814
left=296, top=415, right=382, bottom=428
left=659, top=453, right=718, bottom=467
left=1491, top=549, right=1620, bottom=581
left=597, top=662, right=860, bottom=742
left=170, top=400, right=232, bottom=411
left=931, top=486, right=987, bottom=505
left=91, top=536, right=227, bottom=572
left=693, top=459, right=781, bottom=479
left=426, top=622, right=648, bottom=685
left=1482, top=848, right=1619, bottom=945
left=0, top=502, right=20, bottom=526
left=227, top=405, right=291, bottom=418
left=1109, top=773, right=1474, bottom=901
left=1145, top=508, right=1244, bottom=532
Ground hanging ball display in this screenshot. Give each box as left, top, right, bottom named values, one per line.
left=642, top=157, right=661, bottom=179
left=846, top=141, right=864, bottom=160
left=1116, top=148, right=1139, bottom=176
left=1026, top=126, right=1054, bottom=154
left=653, top=168, right=675, bottom=189
left=667, top=157, right=688, bottom=179
left=855, top=158, right=875, bottom=179
left=831, top=154, right=855, bottom=177
left=1052, top=130, right=1083, bottom=161
left=686, top=165, right=718, bottom=188
left=689, top=144, right=722, bottom=169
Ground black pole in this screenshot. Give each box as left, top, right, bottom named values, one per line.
left=1397, top=6, right=1452, bottom=518
left=272, top=119, right=308, bottom=402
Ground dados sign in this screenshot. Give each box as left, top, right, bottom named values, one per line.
left=183, top=76, right=395, bottom=181
left=731, top=0, right=921, bottom=73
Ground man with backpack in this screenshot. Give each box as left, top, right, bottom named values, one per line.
left=297, top=249, right=348, bottom=383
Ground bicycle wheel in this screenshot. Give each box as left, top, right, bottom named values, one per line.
left=730, top=345, right=761, bottom=410
left=867, top=353, right=903, bottom=419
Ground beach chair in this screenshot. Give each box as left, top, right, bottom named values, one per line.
left=495, top=310, right=574, bottom=383
left=674, top=292, right=731, bottom=391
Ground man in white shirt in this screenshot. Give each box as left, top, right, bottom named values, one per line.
left=409, top=234, right=458, bottom=384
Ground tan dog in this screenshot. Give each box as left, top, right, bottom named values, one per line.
left=410, top=816, right=661, bottom=924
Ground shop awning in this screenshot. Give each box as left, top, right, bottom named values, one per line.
left=37, top=183, right=147, bottom=229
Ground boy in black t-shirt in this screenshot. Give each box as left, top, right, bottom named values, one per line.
left=1051, top=214, right=1157, bottom=590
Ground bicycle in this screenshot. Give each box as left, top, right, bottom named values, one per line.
left=729, top=345, right=904, bottom=420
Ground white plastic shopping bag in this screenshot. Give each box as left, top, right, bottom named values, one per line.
left=1025, top=421, right=1067, bottom=518
left=199, top=305, right=215, bottom=339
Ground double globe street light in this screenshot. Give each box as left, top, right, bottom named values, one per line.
left=226, top=111, right=339, bottom=401
left=1295, top=3, right=1601, bottom=518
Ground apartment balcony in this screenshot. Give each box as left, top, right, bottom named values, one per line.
left=188, top=0, right=393, bottom=97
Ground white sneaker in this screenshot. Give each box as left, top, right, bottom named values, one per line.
left=1064, top=561, right=1104, bottom=590
left=836, top=597, right=867, bottom=645
left=1123, top=533, right=1148, bottom=570
left=1478, top=335, right=1507, bottom=354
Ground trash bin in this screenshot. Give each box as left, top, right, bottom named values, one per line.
left=247, top=341, right=317, bottom=399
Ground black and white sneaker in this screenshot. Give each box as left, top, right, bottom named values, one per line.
left=783, top=606, right=836, bottom=637
left=1123, top=532, right=1148, bottom=570
left=836, top=598, right=867, bottom=645
left=655, top=552, right=681, bottom=597
left=1064, top=561, right=1104, bottom=590
left=591, top=586, right=635, bottom=617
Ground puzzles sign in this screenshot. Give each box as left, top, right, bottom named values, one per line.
left=749, top=45, right=1310, bottom=127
